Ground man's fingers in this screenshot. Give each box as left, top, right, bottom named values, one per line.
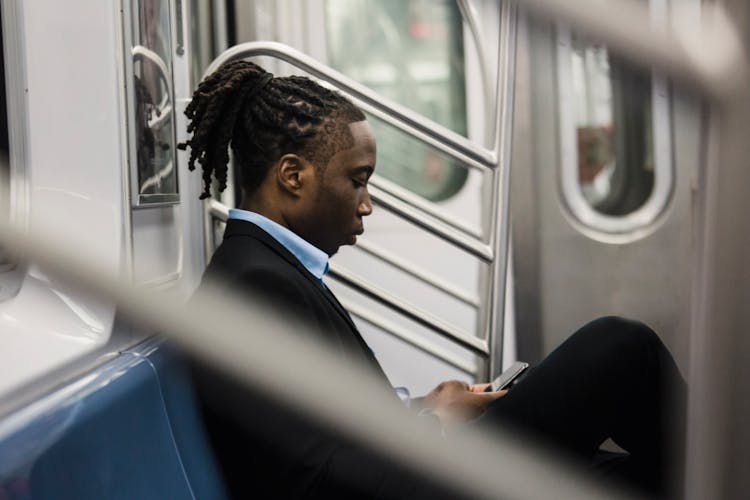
left=470, top=382, right=492, bottom=393
left=481, top=389, right=508, bottom=401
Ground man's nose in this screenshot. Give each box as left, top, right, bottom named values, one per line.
left=358, top=190, right=373, bottom=216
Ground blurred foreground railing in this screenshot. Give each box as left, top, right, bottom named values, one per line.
left=3, top=0, right=749, bottom=497
left=0, top=195, right=633, bottom=500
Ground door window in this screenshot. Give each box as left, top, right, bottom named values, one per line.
left=557, top=24, right=672, bottom=237
left=325, top=0, right=468, bottom=201
left=129, top=0, right=179, bottom=205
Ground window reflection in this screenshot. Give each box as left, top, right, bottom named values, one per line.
left=131, top=0, right=178, bottom=203
left=325, top=0, right=468, bottom=202
left=571, top=36, right=654, bottom=215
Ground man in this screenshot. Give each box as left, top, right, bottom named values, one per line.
left=182, top=60, right=685, bottom=498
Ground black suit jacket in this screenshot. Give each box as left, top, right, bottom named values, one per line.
left=191, top=219, right=438, bottom=499
left=202, top=219, right=387, bottom=379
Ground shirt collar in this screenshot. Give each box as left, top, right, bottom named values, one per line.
left=228, top=208, right=329, bottom=281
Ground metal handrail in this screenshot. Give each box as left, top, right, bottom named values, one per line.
left=207, top=198, right=229, bottom=220
left=369, top=175, right=483, bottom=240
left=200, top=42, right=496, bottom=258
left=369, top=184, right=493, bottom=263
left=355, top=237, right=481, bottom=308
left=339, top=297, right=477, bottom=375
left=353, top=99, right=490, bottom=174
left=202, top=41, right=497, bottom=168
left=480, top=3, right=517, bottom=378
left=457, top=0, right=494, bottom=145
left=329, top=264, right=489, bottom=356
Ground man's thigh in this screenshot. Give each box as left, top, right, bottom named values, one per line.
left=474, top=316, right=660, bottom=457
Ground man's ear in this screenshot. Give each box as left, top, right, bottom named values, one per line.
left=276, top=154, right=314, bottom=196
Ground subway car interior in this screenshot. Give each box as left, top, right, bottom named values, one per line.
left=0, top=0, right=749, bottom=498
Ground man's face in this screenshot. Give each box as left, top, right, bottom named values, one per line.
left=293, top=121, right=376, bottom=256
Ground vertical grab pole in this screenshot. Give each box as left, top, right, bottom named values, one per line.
left=484, top=0, right=518, bottom=380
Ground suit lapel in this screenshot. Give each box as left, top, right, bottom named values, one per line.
left=222, top=219, right=392, bottom=384
left=224, top=220, right=362, bottom=338
left=317, top=283, right=360, bottom=332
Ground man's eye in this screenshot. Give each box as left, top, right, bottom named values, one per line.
left=352, top=179, right=365, bottom=188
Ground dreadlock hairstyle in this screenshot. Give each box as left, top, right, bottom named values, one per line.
left=178, top=60, right=366, bottom=199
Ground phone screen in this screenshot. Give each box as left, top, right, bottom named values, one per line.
left=488, top=362, right=529, bottom=392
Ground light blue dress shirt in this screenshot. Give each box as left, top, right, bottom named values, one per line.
left=228, top=208, right=329, bottom=282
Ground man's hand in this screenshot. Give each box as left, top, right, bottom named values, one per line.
left=422, top=380, right=507, bottom=430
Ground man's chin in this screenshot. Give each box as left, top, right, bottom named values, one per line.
left=327, top=234, right=360, bottom=256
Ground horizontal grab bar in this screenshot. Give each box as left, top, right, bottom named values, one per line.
left=369, top=185, right=493, bottom=263
left=329, top=264, right=489, bottom=356
left=355, top=237, right=481, bottom=308
left=208, top=188, right=492, bottom=264
left=369, top=175, right=483, bottom=240
left=340, top=297, right=478, bottom=376
left=202, top=41, right=497, bottom=169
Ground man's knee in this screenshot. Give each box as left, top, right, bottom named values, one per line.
left=575, top=316, right=661, bottom=355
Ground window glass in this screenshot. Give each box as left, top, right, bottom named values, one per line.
left=131, top=0, right=179, bottom=204
left=366, top=113, right=485, bottom=229
left=570, top=35, right=654, bottom=216
left=325, top=0, right=468, bottom=202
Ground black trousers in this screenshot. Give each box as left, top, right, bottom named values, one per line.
left=473, top=316, right=687, bottom=498
left=196, top=316, right=686, bottom=499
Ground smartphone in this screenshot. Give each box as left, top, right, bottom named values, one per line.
left=485, top=361, right=529, bottom=392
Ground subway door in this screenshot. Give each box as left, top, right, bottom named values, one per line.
left=510, top=6, right=701, bottom=372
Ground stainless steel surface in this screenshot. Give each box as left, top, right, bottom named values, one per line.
left=211, top=0, right=228, bottom=56
left=329, top=264, right=489, bottom=356
left=207, top=197, right=229, bottom=219
left=484, top=1, right=517, bottom=379
left=368, top=184, right=493, bottom=263
left=516, top=0, right=750, bottom=497
left=0, top=0, right=29, bottom=302
left=369, top=175, right=483, bottom=240
left=174, top=0, right=184, bottom=56
left=686, top=96, right=750, bottom=500
left=355, top=237, right=481, bottom=308
left=684, top=0, right=750, bottom=490
left=339, top=297, right=477, bottom=375
left=512, top=10, right=697, bottom=365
